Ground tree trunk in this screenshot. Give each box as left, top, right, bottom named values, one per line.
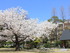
left=15, top=34, right=20, bottom=51
left=62, top=40, right=67, bottom=48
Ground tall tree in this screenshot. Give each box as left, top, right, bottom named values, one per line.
left=48, top=8, right=62, bottom=41
left=68, top=6, right=70, bottom=23
left=48, top=8, right=61, bottom=23
left=60, top=7, right=65, bottom=30
left=52, top=8, right=56, bottom=16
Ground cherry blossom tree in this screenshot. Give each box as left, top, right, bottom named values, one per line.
left=0, top=7, right=57, bottom=51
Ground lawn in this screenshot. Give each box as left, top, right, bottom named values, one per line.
left=0, top=48, right=70, bottom=53
left=0, top=48, right=35, bottom=53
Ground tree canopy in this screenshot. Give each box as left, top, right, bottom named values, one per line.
left=0, top=7, right=57, bottom=51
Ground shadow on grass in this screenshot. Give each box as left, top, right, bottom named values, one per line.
left=0, top=48, right=15, bottom=52
left=0, top=48, right=37, bottom=52
left=0, top=48, right=50, bottom=53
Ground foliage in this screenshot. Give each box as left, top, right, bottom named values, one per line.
left=44, top=42, right=51, bottom=48
left=54, top=41, right=63, bottom=47
left=48, top=16, right=63, bottom=23
left=0, top=7, right=57, bottom=41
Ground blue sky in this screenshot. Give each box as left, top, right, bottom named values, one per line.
left=0, top=0, right=70, bottom=22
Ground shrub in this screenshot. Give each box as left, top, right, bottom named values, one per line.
left=54, top=41, right=63, bottom=47
left=44, top=43, right=51, bottom=48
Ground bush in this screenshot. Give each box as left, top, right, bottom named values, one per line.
left=54, top=41, right=63, bottom=47
left=24, top=40, right=34, bottom=49
left=4, top=45, right=10, bottom=48
left=44, top=43, right=51, bottom=48
left=0, top=41, right=14, bottom=48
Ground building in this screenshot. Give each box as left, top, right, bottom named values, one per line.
left=60, top=29, right=70, bottom=48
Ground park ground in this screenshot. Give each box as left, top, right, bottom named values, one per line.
left=0, top=48, right=70, bottom=53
